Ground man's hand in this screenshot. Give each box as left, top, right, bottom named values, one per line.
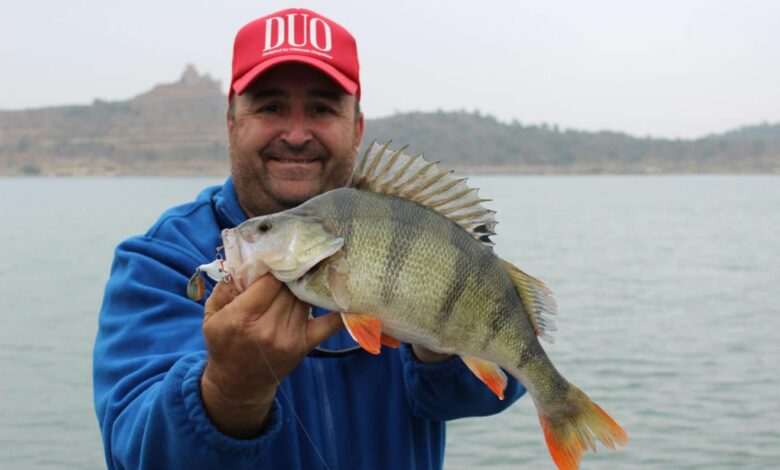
left=200, top=274, right=343, bottom=439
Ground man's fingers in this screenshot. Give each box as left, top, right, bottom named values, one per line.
left=261, top=284, right=298, bottom=328
left=204, top=276, right=239, bottom=318
left=240, top=274, right=285, bottom=314
left=306, top=311, right=345, bottom=350
left=205, top=272, right=341, bottom=352
left=206, top=274, right=285, bottom=323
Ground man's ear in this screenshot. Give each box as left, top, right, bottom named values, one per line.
left=353, top=111, right=364, bottom=155
left=226, top=97, right=236, bottom=136
left=226, top=110, right=235, bottom=136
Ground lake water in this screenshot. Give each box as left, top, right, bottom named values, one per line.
left=1, top=175, right=778, bottom=469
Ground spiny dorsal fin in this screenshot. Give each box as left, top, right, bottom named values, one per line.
left=350, top=141, right=497, bottom=246
left=500, top=259, right=557, bottom=342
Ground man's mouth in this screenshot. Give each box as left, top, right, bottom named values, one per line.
left=270, top=158, right=321, bottom=164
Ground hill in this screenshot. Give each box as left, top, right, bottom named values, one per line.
left=365, top=113, right=780, bottom=174
left=0, top=65, right=227, bottom=176
left=1, top=66, right=778, bottom=175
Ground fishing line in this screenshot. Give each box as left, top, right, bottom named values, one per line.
left=252, top=322, right=332, bottom=470
left=217, top=271, right=339, bottom=469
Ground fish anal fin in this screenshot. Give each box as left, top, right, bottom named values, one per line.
left=341, top=313, right=383, bottom=355
left=380, top=333, right=401, bottom=348
left=460, top=356, right=508, bottom=400
left=538, top=386, right=628, bottom=470
left=500, top=259, right=558, bottom=342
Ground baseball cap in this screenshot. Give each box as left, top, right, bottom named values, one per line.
left=230, top=8, right=360, bottom=100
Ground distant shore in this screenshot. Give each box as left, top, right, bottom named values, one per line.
left=4, top=160, right=777, bottom=177
left=2, top=66, right=778, bottom=177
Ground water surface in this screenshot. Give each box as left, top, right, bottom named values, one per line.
left=1, top=175, right=778, bottom=469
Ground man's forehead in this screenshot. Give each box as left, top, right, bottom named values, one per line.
left=243, top=63, right=350, bottom=98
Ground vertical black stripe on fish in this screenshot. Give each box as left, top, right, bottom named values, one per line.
left=436, top=221, right=473, bottom=324
left=379, top=198, right=417, bottom=303
left=479, top=279, right=517, bottom=351
left=333, top=189, right=359, bottom=250
left=515, top=344, right=536, bottom=370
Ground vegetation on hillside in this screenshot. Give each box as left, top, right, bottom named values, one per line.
left=1, top=66, right=778, bottom=175
left=365, top=112, right=780, bottom=174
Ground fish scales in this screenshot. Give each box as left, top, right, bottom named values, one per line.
left=202, top=142, right=628, bottom=470
left=304, top=188, right=534, bottom=361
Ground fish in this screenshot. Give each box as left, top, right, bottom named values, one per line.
left=191, top=142, right=628, bottom=469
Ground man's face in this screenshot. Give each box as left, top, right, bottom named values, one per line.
left=228, top=63, right=364, bottom=217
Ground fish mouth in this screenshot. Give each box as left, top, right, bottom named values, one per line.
left=222, top=228, right=242, bottom=269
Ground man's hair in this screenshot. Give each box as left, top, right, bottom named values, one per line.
left=226, top=96, right=361, bottom=121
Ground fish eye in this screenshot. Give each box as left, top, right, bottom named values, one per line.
left=258, top=221, right=272, bottom=233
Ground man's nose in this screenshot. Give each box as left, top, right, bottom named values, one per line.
left=281, top=110, right=312, bottom=147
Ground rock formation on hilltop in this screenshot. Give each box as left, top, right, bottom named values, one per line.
left=0, top=65, right=229, bottom=176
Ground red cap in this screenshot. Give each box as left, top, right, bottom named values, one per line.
left=230, top=8, right=360, bottom=100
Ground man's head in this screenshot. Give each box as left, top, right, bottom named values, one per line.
left=227, top=8, right=364, bottom=218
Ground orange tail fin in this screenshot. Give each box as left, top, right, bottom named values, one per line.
left=538, top=387, right=628, bottom=470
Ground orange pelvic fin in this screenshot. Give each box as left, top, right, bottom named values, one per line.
left=538, top=386, right=628, bottom=470
left=460, top=356, right=508, bottom=400
left=380, top=333, right=401, bottom=348
left=341, top=313, right=383, bottom=355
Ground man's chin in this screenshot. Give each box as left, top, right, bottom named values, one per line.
left=271, top=186, right=323, bottom=209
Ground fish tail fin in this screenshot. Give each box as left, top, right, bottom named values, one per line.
left=538, top=386, right=628, bottom=470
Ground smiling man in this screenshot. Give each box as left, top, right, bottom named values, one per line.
left=228, top=63, right=361, bottom=217
left=93, top=8, right=524, bottom=469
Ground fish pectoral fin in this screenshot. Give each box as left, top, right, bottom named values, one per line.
left=341, top=313, right=383, bottom=355
left=460, top=356, right=508, bottom=400
left=328, top=256, right=351, bottom=311
left=380, top=333, right=401, bottom=348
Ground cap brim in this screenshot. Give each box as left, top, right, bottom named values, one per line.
left=232, top=55, right=358, bottom=97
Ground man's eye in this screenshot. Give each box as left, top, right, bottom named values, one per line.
left=259, top=104, right=281, bottom=113
left=313, top=105, right=334, bottom=114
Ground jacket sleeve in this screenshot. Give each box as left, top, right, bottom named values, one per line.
left=93, top=236, right=282, bottom=469
left=399, top=344, right=526, bottom=421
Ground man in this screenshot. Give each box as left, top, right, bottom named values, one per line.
left=93, top=8, right=524, bottom=469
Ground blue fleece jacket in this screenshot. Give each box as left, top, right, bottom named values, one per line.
left=93, top=177, right=524, bottom=470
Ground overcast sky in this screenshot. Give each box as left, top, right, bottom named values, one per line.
left=2, top=0, right=778, bottom=138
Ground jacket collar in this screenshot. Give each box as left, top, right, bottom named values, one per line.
left=213, top=176, right=248, bottom=229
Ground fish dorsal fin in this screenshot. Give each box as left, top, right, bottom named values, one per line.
left=500, top=259, right=557, bottom=342
left=350, top=141, right=497, bottom=246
